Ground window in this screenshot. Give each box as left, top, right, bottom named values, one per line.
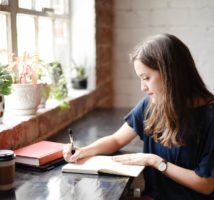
left=0, top=0, right=70, bottom=72
left=0, top=0, right=96, bottom=90
left=0, top=12, right=8, bottom=64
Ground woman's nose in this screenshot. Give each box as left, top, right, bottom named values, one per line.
left=141, top=83, right=148, bottom=91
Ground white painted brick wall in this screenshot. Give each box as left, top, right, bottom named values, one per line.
left=113, top=0, right=214, bottom=108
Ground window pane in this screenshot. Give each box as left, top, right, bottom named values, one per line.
left=17, top=15, right=36, bottom=56
left=54, top=19, right=69, bottom=66
left=0, top=13, right=9, bottom=64
left=38, top=17, right=53, bottom=62
left=18, top=0, right=32, bottom=9
left=34, top=0, right=67, bottom=14
left=52, top=0, right=68, bottom=15
left=35, top=0, right=51, bottom=12
left=0, top=0, right=8, bottom=6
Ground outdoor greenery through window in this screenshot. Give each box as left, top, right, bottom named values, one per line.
left=0, top=0, right=70, bottom=73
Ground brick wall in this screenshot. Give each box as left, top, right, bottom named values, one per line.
left=0, top=93, right=99, bottom=149
left=95, top=0, right=113, bottom=107
left=113, top=0, right=214, bottom=107
left=0, top=0, right=115, bottom=149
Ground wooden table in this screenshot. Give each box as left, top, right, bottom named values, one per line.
left=1, top=108, right=143, bottom=200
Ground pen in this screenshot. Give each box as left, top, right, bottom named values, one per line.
left=69, top=128, right=76, bottom=154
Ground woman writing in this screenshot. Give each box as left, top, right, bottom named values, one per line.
left=63, top=33, right=214, bottom=200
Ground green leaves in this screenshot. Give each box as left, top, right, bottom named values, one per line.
left=48, top=62, right=70, bottom=110
left=74, top=66, right=86, bottom=79
left=71, top=58, right=87, bottom=79
left=0, top=64, right=13, bottom=95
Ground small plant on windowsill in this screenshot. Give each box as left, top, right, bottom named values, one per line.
left=71, top=58, right=88, bottom=89
left=48, top=61, right=70, bottom=110
left=8, top=53, right=70, bottom=109
left=8, top=52, right=48, bottom=84
left=4, top=52, right=48, bottom=115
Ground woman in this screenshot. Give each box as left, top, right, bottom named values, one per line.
left=63, top=33, right=214, bottom=200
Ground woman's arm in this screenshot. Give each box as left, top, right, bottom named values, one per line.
left=162, top=160, right=214, bottom=195
left=113, top=153, right=214, bottom=195
left=85, top=122, right=137, bottom=155
left=63, top=122, right=137, bottom=162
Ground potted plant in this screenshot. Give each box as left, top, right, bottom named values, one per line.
left=4, top=52, right=46, bottom=115
left=48, top=62, right=70, bottom=109
left=71, top=59, right=88, bottom=89
left=0, top=64, right=13, bottom=122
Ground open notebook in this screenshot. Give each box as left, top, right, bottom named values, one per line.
left=62, top=155, right=144, bottom=177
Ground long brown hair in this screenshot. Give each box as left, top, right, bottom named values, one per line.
left=130, top=33, right=213, bottom=147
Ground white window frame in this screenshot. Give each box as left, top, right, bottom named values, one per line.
left=0, top=0, right=71, bottom=62
left=1, top=0, right=96, bottom=91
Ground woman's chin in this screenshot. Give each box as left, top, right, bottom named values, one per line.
left=150, top=96, right=157, bottom=104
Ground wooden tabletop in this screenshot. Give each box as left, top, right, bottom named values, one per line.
left=2, top=108, right=143, bottom=200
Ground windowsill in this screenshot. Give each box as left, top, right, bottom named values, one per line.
left=0, top=89, right=91, bottom=130
left=0, top=89, right=97, bottom=149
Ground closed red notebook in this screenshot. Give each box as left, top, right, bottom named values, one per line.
left=14, top=141, right=65, bottom=166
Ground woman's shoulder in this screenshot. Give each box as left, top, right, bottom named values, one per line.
left=125, top=95, right=150, bottom=121
left=195, top=97, right=214, bottom=113
left=128, top=95, right=150, bottom=116
left=199, top=99, right=214, bottom=114
left=196, top=101, right=214, bottom=137
left=203, top=104, right=214, bottom=125
left=136, top=95, right=150, bottom=109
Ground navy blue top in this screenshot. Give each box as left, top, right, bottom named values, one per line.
left=125, top=96, right=214, bottom=200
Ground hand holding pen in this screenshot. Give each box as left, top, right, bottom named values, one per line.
left=63, top=128, right=86, bottom=163
left=69, top=128, right=76, bottom=154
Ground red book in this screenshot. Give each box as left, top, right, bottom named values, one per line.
left=14, top=141, right=65, bottom=166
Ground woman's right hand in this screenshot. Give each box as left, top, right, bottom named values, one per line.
left=63, top=144, right=86, bottom=163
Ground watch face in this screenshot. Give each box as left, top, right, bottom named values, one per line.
left=158, top=162, right=167, bottom=172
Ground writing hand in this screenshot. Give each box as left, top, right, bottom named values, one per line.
left=63, top=144, right=85, bottom=163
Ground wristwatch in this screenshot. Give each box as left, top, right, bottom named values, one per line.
left=158, top=159, right=168, bottom=172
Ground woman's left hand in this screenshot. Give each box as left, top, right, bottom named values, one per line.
left=112, top=153, right=156, bottom=166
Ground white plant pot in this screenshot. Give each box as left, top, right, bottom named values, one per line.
left=4, top=83, right=42, bottom=115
